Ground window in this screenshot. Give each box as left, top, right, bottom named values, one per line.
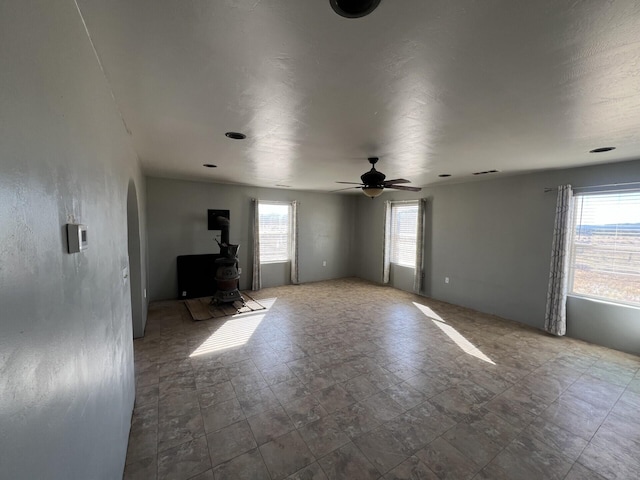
left=258, top=202, right=291, bottom=263
left=390, top=202, right=419, bottom=268
left=569, top=190, right=640, bottom=306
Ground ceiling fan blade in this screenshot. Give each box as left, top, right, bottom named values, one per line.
left=387, top=185, right=422, bottom=192
left=335, top=181, right=363, bottom=185
left=330, top=186, right=361, bottom=193
left=383, top=179, right=411, bottom=185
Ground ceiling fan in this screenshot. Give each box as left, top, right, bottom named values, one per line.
left=335, top=157, right=422, bottom=198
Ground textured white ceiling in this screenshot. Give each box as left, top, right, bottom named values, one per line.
left=77, top=0, right=640, bottom=191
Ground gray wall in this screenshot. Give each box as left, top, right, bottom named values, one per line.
left=146, top=177, right=356, bottom=300
left=567, top=296, right=640, bottom=354
left=0, top=1, right=147, bottom=478
left=389, top=264, right=416, bottom=293
left=354, top=160, right=640, bottom=355
left=128, top=180, right=149, bottom=338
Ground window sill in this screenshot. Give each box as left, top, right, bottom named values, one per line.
left=567, top=294, right=640, bottom=311
left=260, top=260, right=291, bottom=265
left=390, top=263, right=416, bottom=269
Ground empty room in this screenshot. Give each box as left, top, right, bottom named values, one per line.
left=2, top=1, right=640, bottom=480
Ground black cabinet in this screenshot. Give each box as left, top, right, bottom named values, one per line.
left=176, top=254, right=221, bottom=299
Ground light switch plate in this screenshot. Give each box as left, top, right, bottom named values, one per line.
left=67, top=224, right=88, bottom=253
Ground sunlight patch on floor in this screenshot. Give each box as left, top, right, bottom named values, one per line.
left=189, top=297, right=277, bottom=357
left=413, top=302, right=495, bottom=365
left=413, top=302, right=446, bottom=322
left=252, top=297, right=278, bottom=310
left=190, top=313, right=265, bottom=357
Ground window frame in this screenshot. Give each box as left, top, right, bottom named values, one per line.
left=389, top=201, right=419, bottom=269
left=258, top=201, right=292, bottom=264
left=568, top=189, right=640, bottom=308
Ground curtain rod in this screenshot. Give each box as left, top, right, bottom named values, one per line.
left=252, top=198, right=297, bottom=204
left=544, top=181, right=640, bottom=193
left=386, top=199, right=424, bottom=204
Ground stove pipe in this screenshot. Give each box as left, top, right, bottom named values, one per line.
left=216, top=216, right=231, bottom=256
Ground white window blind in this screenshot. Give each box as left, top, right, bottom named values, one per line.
left=258, top=202, right=291, bottom=263
left=570, top=190, right=640, bottom=306
left=390, top=202, right=418, bottom=268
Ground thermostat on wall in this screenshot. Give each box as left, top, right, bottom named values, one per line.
left=67, top=224, right=88, bottom=253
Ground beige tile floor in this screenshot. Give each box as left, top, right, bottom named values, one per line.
left=124, top=278, right=640, bottom=480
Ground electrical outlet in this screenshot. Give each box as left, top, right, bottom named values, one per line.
left=445, top=277, right=450, bottom=284
left=322, top=261, right=327, bottom=267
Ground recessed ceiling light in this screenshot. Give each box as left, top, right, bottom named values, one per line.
left=438, top=174, right=452, bottom=178
left=589, top=147, right=615, bottom=153
left=330, top=0, right=382, bottom=18
left=225, top=132, right=246, bottom=140
left=203, top=164, right=217, bottom=168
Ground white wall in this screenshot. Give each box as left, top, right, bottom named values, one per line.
left=0, top=1, right=147, bottom=478
left=146, top=177, right=356, bottom=300
left=354, top=160, right=640, bottom=355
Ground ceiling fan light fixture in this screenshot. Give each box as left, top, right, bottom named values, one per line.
left=362, top=186, right=384, bottom=198
left=330, top=0, right=382, bottom=18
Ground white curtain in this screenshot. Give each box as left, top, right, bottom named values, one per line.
left=382, top=200, right=391, bottom=284
left=290, top=200, right=299, bottom=285
left=414, top=198, right=427, bottom=293
left=544, top=185, right=574, bottom=336
left=251, top=199, right=261, bottom=291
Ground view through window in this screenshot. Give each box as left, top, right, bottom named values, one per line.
left=570, top=190, right=640, bottom=306
left=258, top=202, right=291, bottom=263
left=390, top=202, right=419, bottom=268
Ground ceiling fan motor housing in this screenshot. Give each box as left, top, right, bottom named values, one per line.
left=361, top=168, right=385, bottom=187
left=330, top=0, right=382, bottom=18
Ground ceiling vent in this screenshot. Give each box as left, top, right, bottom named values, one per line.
left=225, top=132, right=246, bottom=140
left=330, top=0, right=382, bottom=18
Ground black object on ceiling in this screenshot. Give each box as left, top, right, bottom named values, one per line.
left=203, top=163, right=217, bottom=168
left=590, top=147, right=615, bottom=153
left=225, top=132, right=246, bottom=140
left=330, top=0, right=382, bottom=18
left=335, top=156, right=422, bottom=198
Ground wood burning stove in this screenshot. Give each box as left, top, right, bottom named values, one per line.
left=210, top=214, right=243, bottom=305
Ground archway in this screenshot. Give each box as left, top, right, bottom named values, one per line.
left=127, top=180, right=144, bottom=338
